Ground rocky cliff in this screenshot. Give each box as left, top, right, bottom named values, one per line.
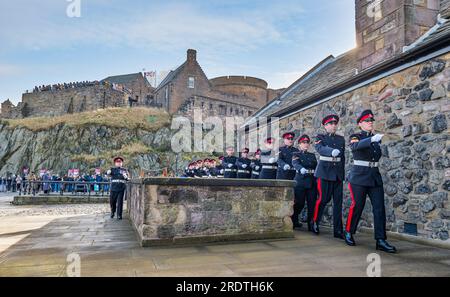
left=0, top=108, right=201, bottom=177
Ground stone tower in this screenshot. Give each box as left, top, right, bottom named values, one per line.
left=356, top=0, right=441, bottom=70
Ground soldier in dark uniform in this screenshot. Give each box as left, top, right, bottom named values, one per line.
left=291, top=135, right=318, bottom=230
left=236, top=148, right=252, bottom=179
left=222, top=147, right=238, bottom=178
left=216, top=157, right=225, bottom=178
left=277, top=132, right=299, bottom=180
left=345, top=110, right=397, bottom=253
left=207, top=159, right=217, bottom=178
left=107, top=156, right=130, bottom=220
left=311, top=115, right=346, bottom=239
left=251, top=150, right=262, bottom=179
left=194, top=160, right=206, bottom=178
left=259, top=137, right=278, bottom=179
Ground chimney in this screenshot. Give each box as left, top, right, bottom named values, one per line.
left=187, top=49, right=197, bottom=63
left=356, top=0, right=440, bottom=70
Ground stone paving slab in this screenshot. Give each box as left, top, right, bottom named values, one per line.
left=0, top=210, right=449, bottom=277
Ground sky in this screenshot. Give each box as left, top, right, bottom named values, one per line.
left=0, top=0, right=356, bottom=104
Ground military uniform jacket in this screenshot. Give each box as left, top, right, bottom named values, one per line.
left=250, top=160, right=262, bottom=179
left=314, top=133, right=345, bottom=181
left=236, top=157, right=252, bottom=178
left=259, top=150, right=278, bottom=179
left=348, top=131, right=383, bottom=187
left=222, top=156, right=238, bottom=178
left=277, top=145, right=299, bottom=180
left=109, top=167, right=129, bottom=192
left=215, top=165, right=224, bottom=178
left=292, top=151, right=318, bottom=189
left=194, top=168, right=206, bottom=178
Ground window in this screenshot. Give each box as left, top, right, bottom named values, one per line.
left=188, top=77, right=195, bottom=89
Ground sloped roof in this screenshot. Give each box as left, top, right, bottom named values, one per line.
left=404, top=17, right=450, bottom=52
left=257, top=49, right=360, bottom=117
left=155, top=62, right=187, bottom=92
left=255, top=18, right=450, bottom=120
left=102, top=73, right=145, bottom=85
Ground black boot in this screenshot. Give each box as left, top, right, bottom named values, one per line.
left=310, top=221, right=320, bottom=235
left=376, top=239, right=397, bottom=253
left=117, top=215, right=122, bottom=220
left=344, top=231, right=356, bottom=246
left=110, top=212, right=115, bottom=219
left=334, top=232, right=344, bottom=240
left=307, top=222, right=312, bottom=232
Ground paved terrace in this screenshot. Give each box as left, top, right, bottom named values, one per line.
left=0, top=193, right=449, bottom=277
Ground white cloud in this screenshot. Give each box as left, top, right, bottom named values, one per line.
left=0, top=1, right=304, bottom=53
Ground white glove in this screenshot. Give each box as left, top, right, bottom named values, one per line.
left=106, top=170, right=111, bottom=175
left=255, top=166, right=260, bottom=171
left=371, top=134, right=384, bottom=143
left=228, top=164, right=233, bottom=168
left=300, top=168, right=308, bottom=175
left=269, top=157, right=276, bottom=164
left=331, top=149, right=340, bottom=157
left=220, top=169, right=224, bottom=174
left=283, top=164, right=291, bottom=170
left=123, top=173, right=129, bottom=179
left=242, top=164, right=248, bottom=169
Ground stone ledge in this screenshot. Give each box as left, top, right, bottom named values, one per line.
left=131, top=177, right=296, bottom=187
left=141, top=231, right=295, bottom=247
left=12, top=196, right=109, bottom=205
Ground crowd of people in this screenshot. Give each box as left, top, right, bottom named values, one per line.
left=30, top=80, right=104, bottom=93
left=0, top=171, right=112, bottom=196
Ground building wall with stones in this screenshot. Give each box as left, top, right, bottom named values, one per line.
left=127, top=178, right=294, bottom=246
left=177, top=95, right=258, bottom=118
left=275, top=53, right=449, bottom=241
left=356, top=0, right=440, bottom=70
left=2, top=85, right=127, bottom=119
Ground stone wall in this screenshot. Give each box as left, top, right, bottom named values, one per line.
left=275, top=52, right=449, bottom=241
left=210, top=76, right=269, bottom=107
left=1, top=85, right=127, bottom=119
left=18, top=85, right=126, bottom=118
left=127, top=178, right=295, bottom=246
left=355, top=0, right=440, bottom=70
left=177, top=95, right=257, bottom=118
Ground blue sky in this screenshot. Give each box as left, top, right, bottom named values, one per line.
left=0, top=0, right=356, bottom=104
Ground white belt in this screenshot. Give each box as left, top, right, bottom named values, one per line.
left=301, top=169, right=315, bottom=174
left=354, top=160, right=379, bottom=167
left=252, top=172, right=260, bottom=176
left=225, top=169, right=237, bottom=172
left=237, top=170, right=251, bottom=174
left=111, top=180, right=126, bottom=183
left=320, top=156, right=341, bottom=162
left=262, top=165, right=277, bottom=170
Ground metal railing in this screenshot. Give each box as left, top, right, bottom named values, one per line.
left=15, top=180, right=116, bottom=197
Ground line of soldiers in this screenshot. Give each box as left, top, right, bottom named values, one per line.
left=182, top=110, right=397, bottom=253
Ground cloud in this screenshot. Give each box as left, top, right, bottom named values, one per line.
left=0, top=1, right=305, bottom=53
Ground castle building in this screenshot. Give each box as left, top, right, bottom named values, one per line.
left=0, top=50, right=281, bottom=119
left=102, top=72, right=155, bottom=106
left=153, top=49, right=283, bottom=117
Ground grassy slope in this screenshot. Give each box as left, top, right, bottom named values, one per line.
left=1, top=107, right=170, bottom=132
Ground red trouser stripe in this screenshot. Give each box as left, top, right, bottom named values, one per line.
left=313, top=178, right=322, bottom=222
left=346, top=183, right=356, bottom=233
